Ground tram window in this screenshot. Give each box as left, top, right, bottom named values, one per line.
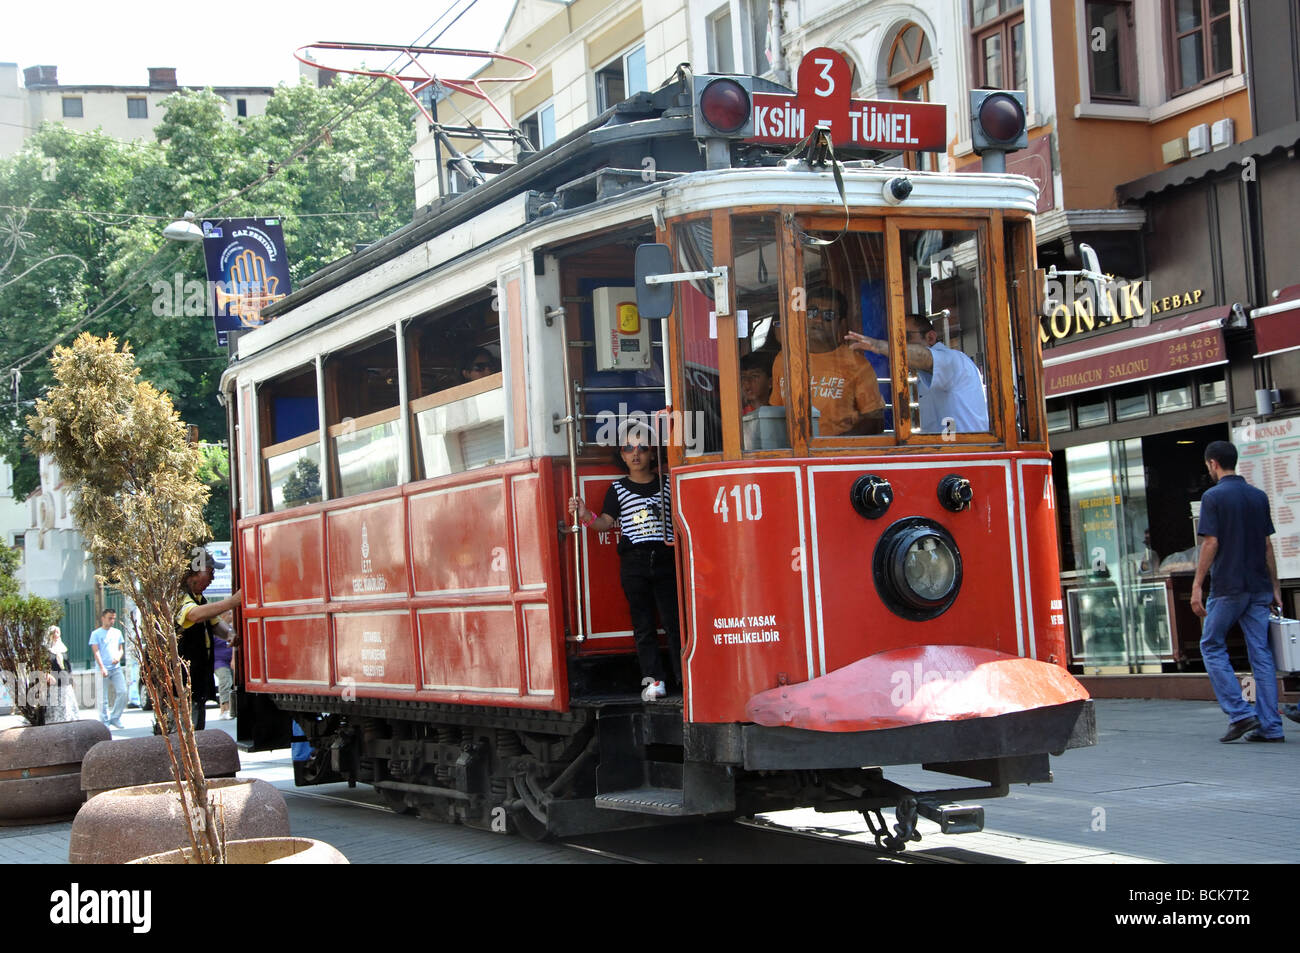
left=325, top=334, right=401, bottom=496
left=258, top=366, right=322, bottom=512
left=406, top=293, right=505, bottom=479
left=774, top=229, right=891, bottom=439
left=674, top=218, right=723, bottom=456
left=733, top=215, right=787, bottom=451
left=895, top=229, right=992, bottom=437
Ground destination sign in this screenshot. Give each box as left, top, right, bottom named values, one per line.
left=747, top=48, right=946, bottom=151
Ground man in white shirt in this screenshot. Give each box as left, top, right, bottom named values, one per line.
left=89, top=609, right=127, bottom=728
left=845, top=314, right=989, bottom=434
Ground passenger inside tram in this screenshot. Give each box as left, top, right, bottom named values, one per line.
left=740, top=350, right=775, bottom=414
left=770, top=283, right=885, bottom=436
left=459, top=345, right=500, bottom=383
left=845, top=313, right=989, bottom=434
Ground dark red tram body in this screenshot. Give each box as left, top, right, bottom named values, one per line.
left=224, top=67, right=1094, bottom=844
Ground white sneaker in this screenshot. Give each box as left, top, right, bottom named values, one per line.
left=640, top=679, right=666, bottom=702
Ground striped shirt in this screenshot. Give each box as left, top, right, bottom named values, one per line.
left=603, top=476, right=674, bottom=553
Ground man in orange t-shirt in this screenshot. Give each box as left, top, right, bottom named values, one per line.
left=771, top=286, right=885, bottom=436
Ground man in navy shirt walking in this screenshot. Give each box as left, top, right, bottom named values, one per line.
left=1192, top=440, right=1285, bottom=742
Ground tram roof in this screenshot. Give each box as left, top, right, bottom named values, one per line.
left=229, top=77, right=1038, bottom=375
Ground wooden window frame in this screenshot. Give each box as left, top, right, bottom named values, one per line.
left=970, top=1, right=1026, bottom=91
left=1086, top=0, right=1139, bottom=104
left=1164, top=0, right=1234, bottom=97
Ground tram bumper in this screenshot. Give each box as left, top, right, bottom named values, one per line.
left=738, top=645, right=1095, bottom=774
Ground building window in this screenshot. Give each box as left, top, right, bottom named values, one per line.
left=520, top=102, right=557, bottom=151
left=1166, top=0, right=1233, bottom=95
left=708, top=6, right=735, bottom=72
left=596, top=44, right=648, bottom=111
left=1087, top=1, right=1137, bottom=102
left=127, top=97, right=148, bottom=119
left=971, top=0, right=1026, bottom=91
left=237, top=98, right=248, bottom=117
left=888, top=23, right=935, bottom=171
left=62, top=97, right=83, bottom=118
left=742, top=0, right=770, bottom=74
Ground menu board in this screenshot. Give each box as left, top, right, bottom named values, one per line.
left=1234, top=415, right=1300, bottom=579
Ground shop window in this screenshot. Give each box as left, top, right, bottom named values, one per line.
left=1113, top=384, right=1149, bottom=421
left=1166, top=0, right=1233, bottom=96
left=971, top=0, right=1026, bottom=91
left=1156, top=381, right=1193, bottom=413
left=259, top=366, right=322, bottom=512
left=887, top=24, right=935, bottom=171
left=407, top=292, right=504, bottom=480
left=1197, top=373, right=1226, bottom=405
left=1047, top=402, right=1071, bottom=433
left=325, top=334, right=401, bottom=497
left=1087, top=1, right=1137, bottom=103
left=1076, top=397, right=1109, bottom=428
left=62, top=97, right=83, bottom=118
left=733, top=215, right=786, bottom=450
left=708, top=6, right=735, bottom=73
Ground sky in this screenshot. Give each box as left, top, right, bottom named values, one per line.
left=5, top=0, right=517, bottom=89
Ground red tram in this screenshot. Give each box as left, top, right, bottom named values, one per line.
left=222, top=56, right=1094, bottom=847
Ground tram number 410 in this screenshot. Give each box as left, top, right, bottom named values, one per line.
left=713, top=484, right=763, bottom=523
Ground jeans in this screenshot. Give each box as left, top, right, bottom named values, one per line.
left=1200, top=592, right=1282, bottom=737
left=99, top=665, right=127, bottom=724
left=619, top=545, right=683, bottom=687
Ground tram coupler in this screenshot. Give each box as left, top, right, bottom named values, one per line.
left=915, top=798, right=984, bottom=835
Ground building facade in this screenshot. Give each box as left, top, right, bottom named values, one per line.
left=0, top=64, right=274, bottom=157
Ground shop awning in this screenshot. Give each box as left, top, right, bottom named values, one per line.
left=1043, top=307, right=1228, bottom=398
left=1252, top=284, right=1300, bottom=358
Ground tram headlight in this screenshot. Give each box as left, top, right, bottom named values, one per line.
left=693, top=77, right=755, bottom=138
left=873, top=518, right=963, bottom=620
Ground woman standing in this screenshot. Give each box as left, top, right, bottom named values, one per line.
left=569, top=425, right=681, bottom=702
left=45, top=625, right=79, bottom=723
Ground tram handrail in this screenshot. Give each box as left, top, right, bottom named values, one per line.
left=550, top=305, right=586, bottom=644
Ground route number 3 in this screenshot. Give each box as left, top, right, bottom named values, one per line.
left=713, top=484, right=763, bottom=522
left=813, top=58, right=835, bottom=96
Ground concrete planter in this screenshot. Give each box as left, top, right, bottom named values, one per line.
left=81, top=730, right=240, bottom=798
left=68, top=777, right=289, bottom=865
left=0, top=720, right=111, bottom=825
left=131, top=836, right=348, bottom=865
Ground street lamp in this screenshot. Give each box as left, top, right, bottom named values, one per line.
left=162, top=211, right=204, bottom=243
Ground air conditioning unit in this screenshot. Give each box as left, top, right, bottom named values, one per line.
left=1211, top=118, right=1235, bottom=150
left=1162, top=137, right=1189, bottom=163
left=1187, top=123, right=1210, bottom=157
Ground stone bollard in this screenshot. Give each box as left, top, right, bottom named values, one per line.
left=0, top=720, right=111, bottom=825
left=81, top=730, right=240, bottom=798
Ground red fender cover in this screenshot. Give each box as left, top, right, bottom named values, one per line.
left=744, top=645, right=1091, bottom=732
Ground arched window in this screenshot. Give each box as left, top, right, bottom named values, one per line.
left=887, top=24, right=935, bottom=171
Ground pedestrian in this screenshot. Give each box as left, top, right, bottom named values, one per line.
left=176, top=551, right=242, bottom=731
left=45, top=625, right=79, bottom=723
left=568, top=423, right=681, bottom=701
left=1191, top=440, right=1285, bottom=742
left=214, top=615, right=235, bottom=721
left=88, top=609, right=127, bottom=729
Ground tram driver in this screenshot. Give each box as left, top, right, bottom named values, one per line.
left=845, top=313, right=988, bottom=434
left=770, top=284, right=885, bottom=436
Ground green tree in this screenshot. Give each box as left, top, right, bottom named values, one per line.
left=0, top=545, right=63, bottom=726
left=0, top=79, right=416, bottom=499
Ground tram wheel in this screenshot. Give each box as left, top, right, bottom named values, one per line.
left=508, top=774, right=554, bottom=842
left=378, top=788, right=413, bottom=815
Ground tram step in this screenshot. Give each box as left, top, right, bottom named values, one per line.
left=594, top=787, right=686, bottom=816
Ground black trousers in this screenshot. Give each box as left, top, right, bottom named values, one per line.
left=619, top=545, right=682, bottom=687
